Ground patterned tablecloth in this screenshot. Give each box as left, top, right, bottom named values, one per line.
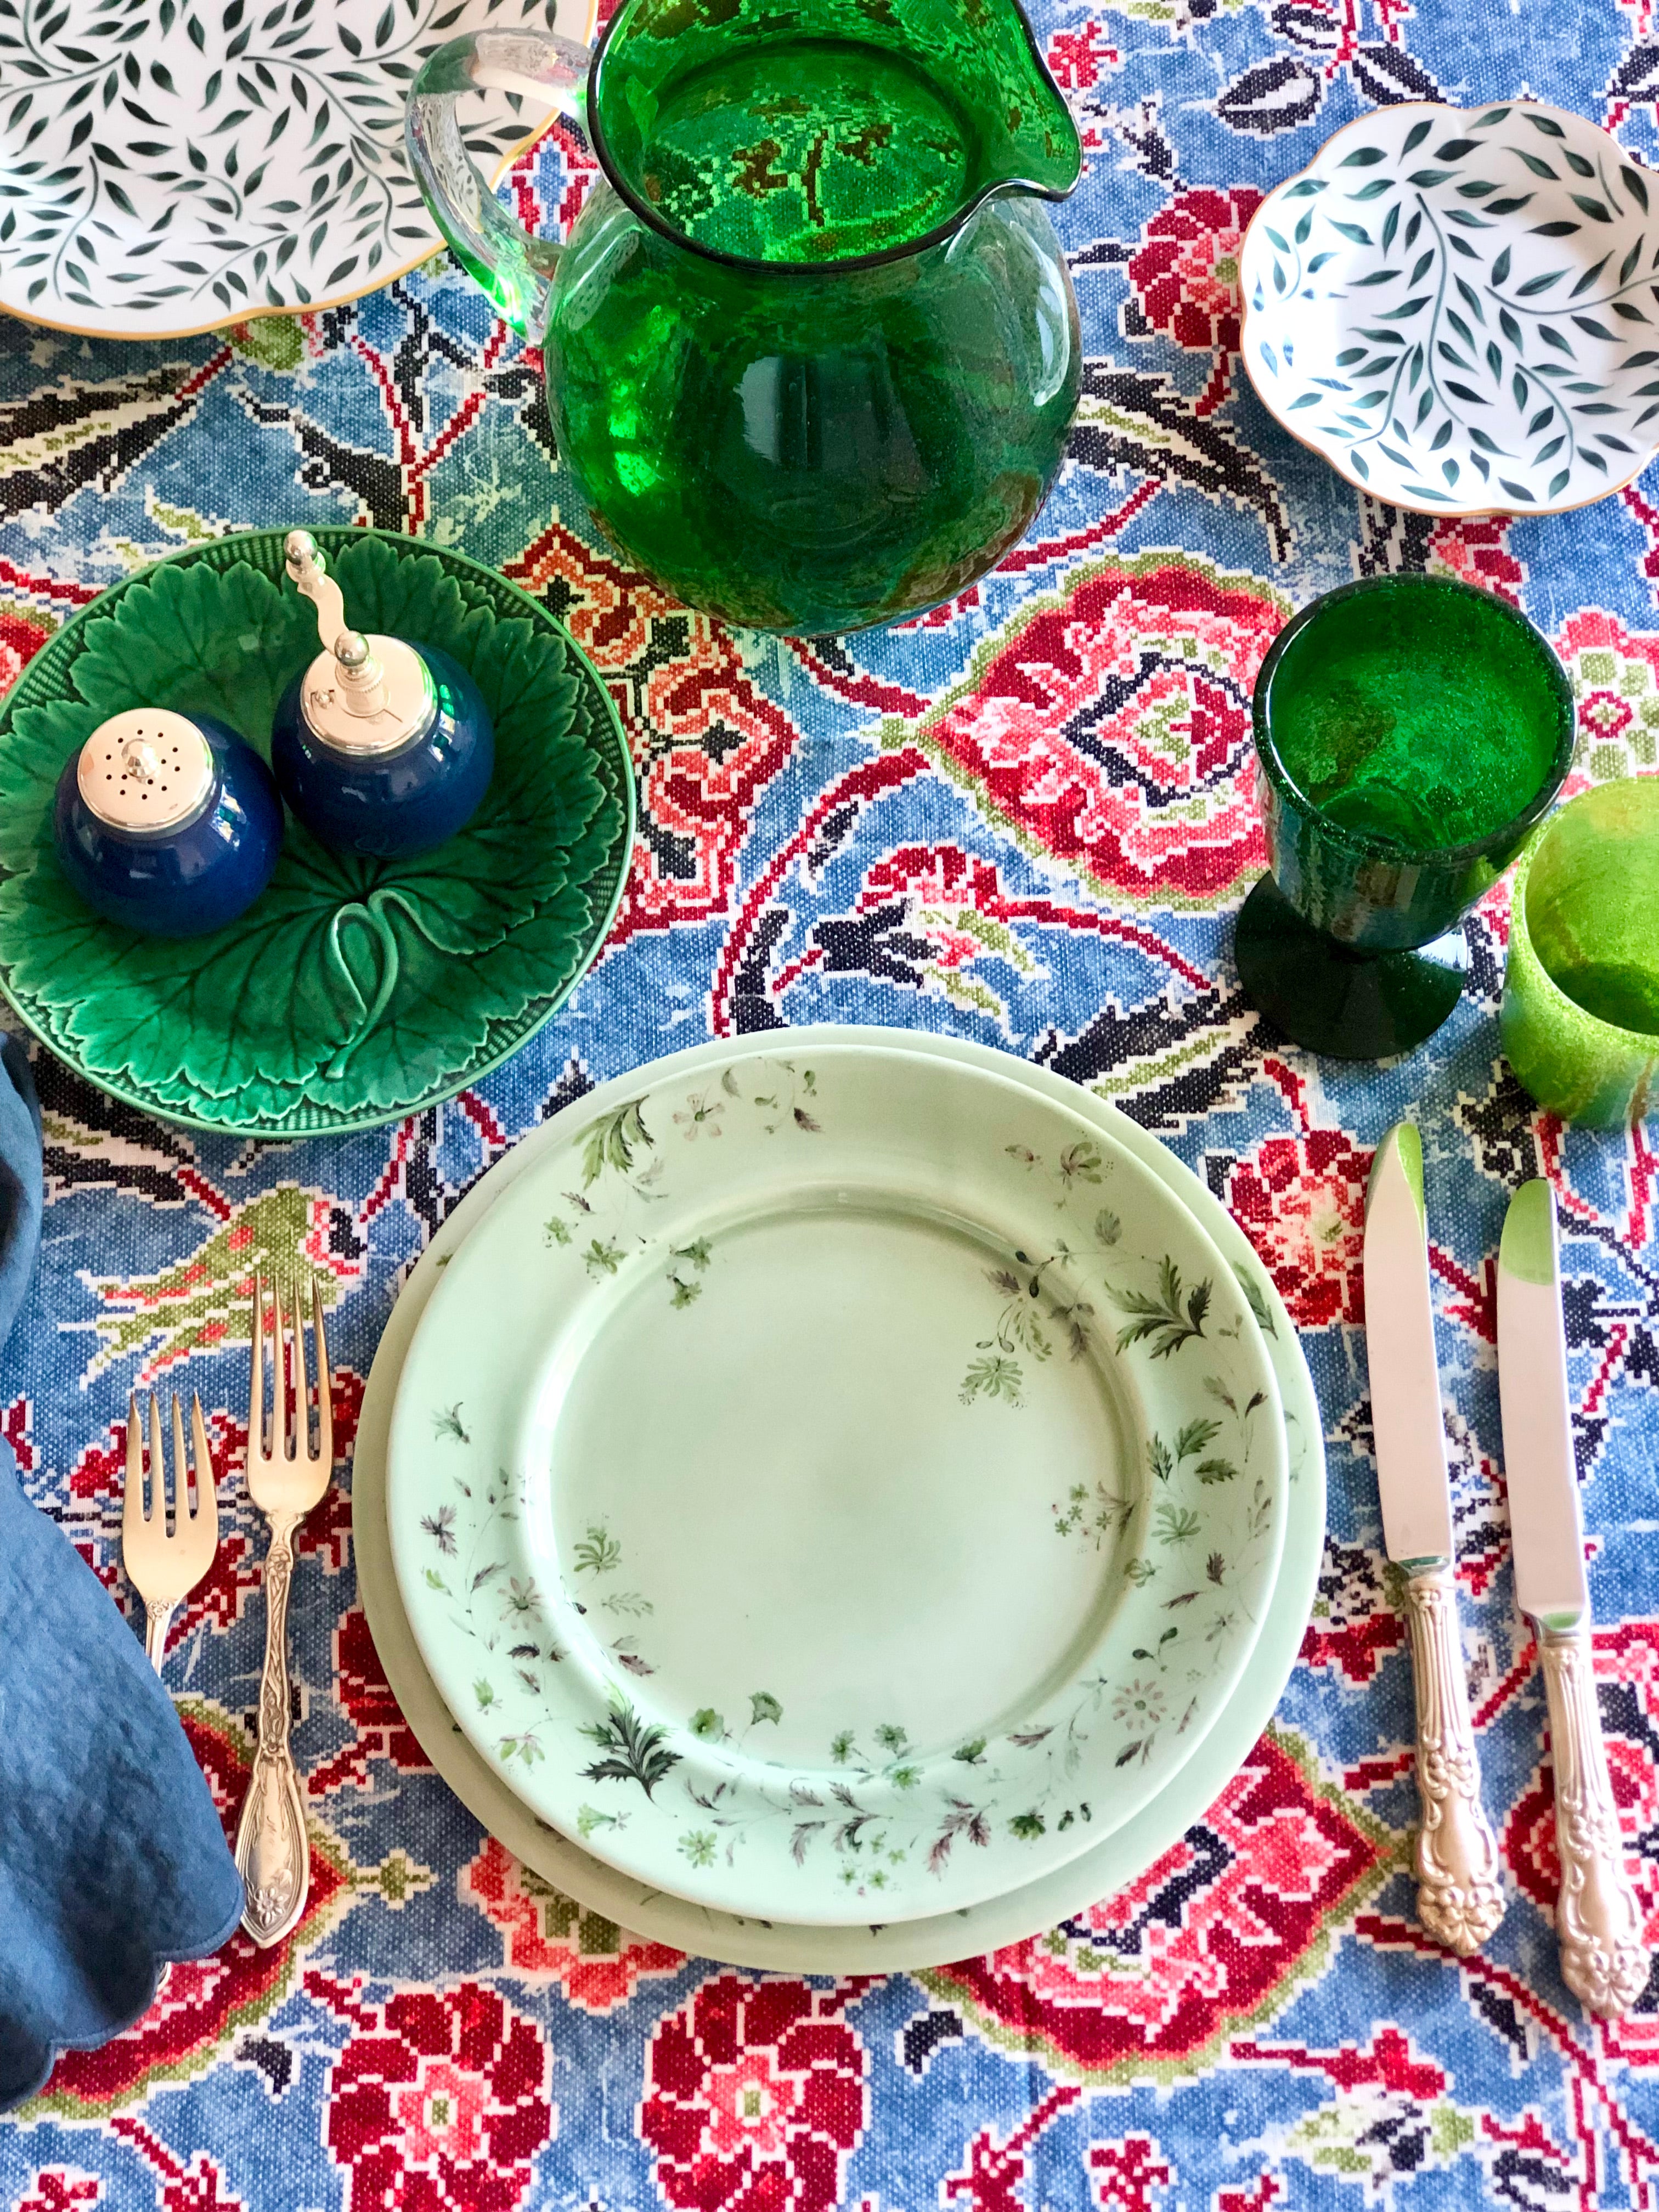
left=4, top=0, right=1659, bottom=2200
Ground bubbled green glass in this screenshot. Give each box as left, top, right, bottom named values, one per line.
left=1503, top=778, right=1659, bottom=1126
left=407, top=0, right=1081, bottom=635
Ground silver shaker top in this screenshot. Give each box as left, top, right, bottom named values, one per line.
left=77, top=709, right=216, bottom=834
left=284, top=529, right=437, bottom=757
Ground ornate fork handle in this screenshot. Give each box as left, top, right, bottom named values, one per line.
left=234, top=1510, right=310, bottom=1949
left=1404, top=1566, right=1505, bottom=1955
left=143, top=1597, right=175, bottom=1673
left=1539, top=1625, right=1652, bottom=2018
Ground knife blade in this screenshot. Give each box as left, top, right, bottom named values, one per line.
left=1365, top=1122, right=1452, bottom=1571
left=1498, top=1177, right=1650, bottom=2018
left=1498, top=1179, right=1586, bottom=1632
left=1364, top=1123, right=1503, bottom=1955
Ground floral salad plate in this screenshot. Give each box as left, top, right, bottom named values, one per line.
left=0, top=0, right=590, bottom=339
left=387, top=1040, right=1288, bottom=1926
left=1240, top=101, right=1659, bottom=516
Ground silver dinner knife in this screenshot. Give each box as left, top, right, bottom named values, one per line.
left=1498, top=1177, right=1651, bottom=2018
left=1364, top=1123, right=1504, bottom=1955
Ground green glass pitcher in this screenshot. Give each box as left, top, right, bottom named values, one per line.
left=406, top=0, right=1082, bottom=635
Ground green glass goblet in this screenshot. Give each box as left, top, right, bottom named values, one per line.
left=1502, top=778, right=1659, bottom=1126
left=1237, top=575, right=1575, bottom=1060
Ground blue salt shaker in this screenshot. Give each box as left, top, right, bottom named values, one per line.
left=53, top=708, right=282, bottom=937
left=270, top=531, right=493, bottom=857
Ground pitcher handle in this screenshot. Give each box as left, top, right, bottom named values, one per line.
left=406, top=30, right=590, bottom=343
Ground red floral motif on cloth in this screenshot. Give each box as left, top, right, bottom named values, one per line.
left=14, top=2175, right=100, bottom=2212
left=640, top=1976, right=869, bottom=2212
left=1552, top=609, right=1659, bottom=798
left=1426, top=517, right=1523, bottom=606
left=0, top=606, right=49, bottom=696
left=1088, top=2137, right=1173, bottom=2212
left=918, top=1731, right=1387, bottom=2085
left=1127, top=189, right=1262, bottom=355
left=461, top=1837, right=684, bottom=2010
left=942, top=2086, right=1080, bottom=2212
left=109, top=2119, right=243, bottom=2212
left=28, top=1707, right=348, bottom=2118
left=1222, top=1126, right=1372, bottom=1331
left=309, top=1602, right=433, bottom=1796
left=311, top=1974, right=552, bottom=2212
left=896, top=556, right=1286, bottom=907
left=1047, top=20, right=1116, bottom=88
left=502, top=522, right=801, bottom=942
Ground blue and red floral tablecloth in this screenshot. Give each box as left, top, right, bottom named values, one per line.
left=5, top=0, right=1659, bottom=2202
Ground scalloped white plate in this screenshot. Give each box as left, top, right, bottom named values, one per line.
left=0, top=0, right=591, bottom=338
left=1241, top=101, right=1659, bottom=516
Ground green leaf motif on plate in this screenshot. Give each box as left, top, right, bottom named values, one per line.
left=0, top=529, right=632, bottom=1137
left=960, top=1351, right=1024, bottom=1405
left=580, top=1698, right=682, bottom=1798
left=1109, top=1255, right=1212, bottom=1359
left=574, top=1524, right=624, bottom=1576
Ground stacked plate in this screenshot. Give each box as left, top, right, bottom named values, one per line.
left=354, top=1027, right=1326, bottom=1968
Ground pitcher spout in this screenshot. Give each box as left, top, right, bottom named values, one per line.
left=589, top=0, right=1082, bottom=270
left=956, top=0, right=1086, bottom=209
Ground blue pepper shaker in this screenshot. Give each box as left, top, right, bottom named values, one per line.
left=270, top=531, right=494, bottom=857
left=53, top=708, right=283, bottom=938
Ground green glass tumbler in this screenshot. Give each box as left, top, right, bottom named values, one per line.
left=1502, top=778, right=1659, bottom=1126
left=1236, top=575, right=1575, bottom=1060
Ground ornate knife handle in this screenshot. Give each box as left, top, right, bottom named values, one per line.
left=1403, top=1566, right=1505, bottom=1955
left=1539, top=1624, right=1652, bottom=2018
left=234, top=1512, right=310, bottom=1949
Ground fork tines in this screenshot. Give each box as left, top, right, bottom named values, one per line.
left=248, top=1273, right=333, bottom=1474
left=124, top=1389, right=214, bottom=1533
left=122, top=1386, right=217, bottom=1672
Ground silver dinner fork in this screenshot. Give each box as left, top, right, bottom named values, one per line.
left=122, top=1391, right=218, bottom=1671
left=234, top=1275, right=333, bottom=1949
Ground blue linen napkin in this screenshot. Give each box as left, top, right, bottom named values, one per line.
left=0, top=1035, right=245, bottom=2111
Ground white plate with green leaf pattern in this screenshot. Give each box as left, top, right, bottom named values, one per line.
left=0, top=0, right=589, bottom=340
left=1240, top=101, right=1659, bottom=516
left=387, top=1041, right=1288, bottom=1925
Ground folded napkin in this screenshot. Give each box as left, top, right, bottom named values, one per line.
left=0, top=1035, right=245, bottom=2111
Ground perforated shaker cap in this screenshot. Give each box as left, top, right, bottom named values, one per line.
left=77, top=709, right=216, bottom=834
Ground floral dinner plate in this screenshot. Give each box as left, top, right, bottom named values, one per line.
left=1240, top=101, right=1659, bottom=516
left=356, top=1026, right=1327, bottom=1971
left=387, top=1039, right=1288, bottom=1926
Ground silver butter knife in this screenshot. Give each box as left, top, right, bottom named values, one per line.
left=1499, top=1177, right=1651, bottom=2018
left=1364, top=1123, right=1504, bottom=1955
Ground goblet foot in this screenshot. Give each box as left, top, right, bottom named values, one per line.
left=1234, top=875, right=1466, bottom=1060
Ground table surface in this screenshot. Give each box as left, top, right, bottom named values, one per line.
left=4, top=1, right=1659, bottom=2203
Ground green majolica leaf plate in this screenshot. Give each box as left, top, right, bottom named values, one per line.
left=386, top=1039, right=1289, bottom=1926
left=1240, top=101, right=1659, bottom=516
left=0, top=529, right=634, bottom=1138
